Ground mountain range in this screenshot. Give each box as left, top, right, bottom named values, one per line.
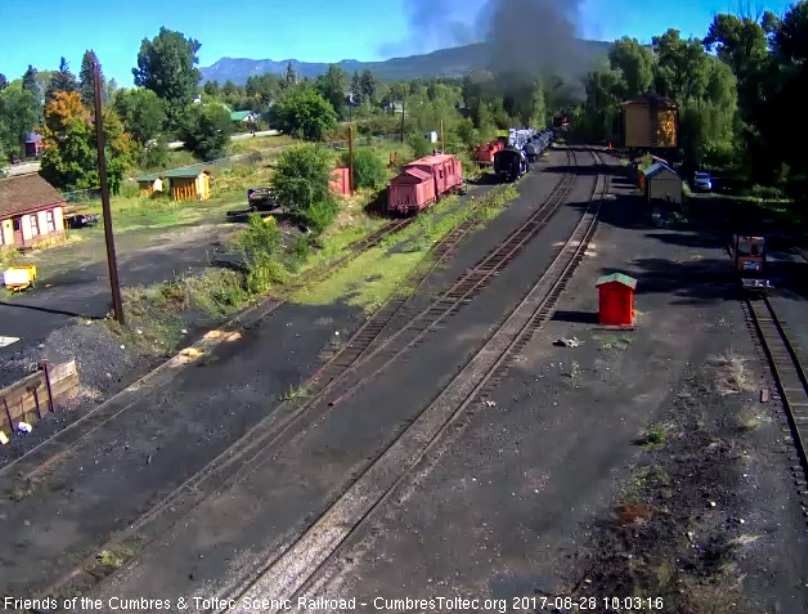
left=199, top=40, right=613, bottom=85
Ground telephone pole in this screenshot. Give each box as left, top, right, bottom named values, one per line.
left=440, top=119, right=446, bottom=153
left=400, top=98, right=406, bottom=144
left=93, top=61, right=124, bottom=324
left=348, top=124, right=355, bottom=194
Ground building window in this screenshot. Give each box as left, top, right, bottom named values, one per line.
left=30, top=214, right=40, bottom=236
left=45, top=210, right=55, bottom=233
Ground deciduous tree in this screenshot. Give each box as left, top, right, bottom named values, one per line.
left=178, top=102, right=233, bottom=160
left=114, top=88, right=167, bottom=145
left=271, top=87, right=337, bottom=141
left=0, top=84, right=38, bottom=157
left=133, top=27, right=202, bottom=126
left=271, top=144, right=337, bottom=233
left=315, top=64, right=347, bottom=117
left=39, top=91, right=132, bottom=192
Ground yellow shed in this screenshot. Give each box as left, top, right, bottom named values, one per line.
left=622, top=94, right=679, bottom=149
left=166, top=168, right=211, bottom=202
left=135, top=173, right=165, bottom=197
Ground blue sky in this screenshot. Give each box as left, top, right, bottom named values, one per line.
left=0, top=0, right=797, bottom=86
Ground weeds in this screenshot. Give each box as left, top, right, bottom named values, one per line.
left=279, top=383, right=310, bottom=402
left=642, top=426, right=668, bottom=446
left=95, top=547, right=135, bottom=570
left=594, top=334, right=633, bottom=351
left=710, top=351, right=755, bottom=395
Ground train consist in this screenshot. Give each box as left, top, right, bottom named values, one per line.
left=386, top=125, right=554, bottom=215
left=387, top=153, right=464, bottom=216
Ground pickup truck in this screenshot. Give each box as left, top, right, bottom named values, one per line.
left=247, top=187, right=279, bottom=212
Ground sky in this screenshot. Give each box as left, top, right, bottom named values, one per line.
left=0, top=0, right=797, bottom=86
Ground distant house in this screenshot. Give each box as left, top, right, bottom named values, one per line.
left=0, top=174, right=66, bottom=249
left=230, top=110, right=257, bottom=124
left=24, top=132, right=45, bottom=158
left=134, top=173, right=165, bottom=197
left=165, top=167, right=211, bottom=202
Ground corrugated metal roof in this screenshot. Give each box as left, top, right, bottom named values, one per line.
left=644, top=162, right=679, bottom=179
left=164, top=166, right=209, bottom=179
left=596, top=273, right=637, bottom=289
left=230, top=111, right=253, bottom=122
left=409, top=154, right=455, bottom=165
left=135, top=173, right=162, bottom=182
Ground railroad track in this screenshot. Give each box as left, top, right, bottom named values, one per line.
left=0, top=216, right=417, bottom=485
left=33, top=153, right=580, bottom=602
left=216, top=148, right=606, bottom=613
left=745, top=295, right=808, bottom=502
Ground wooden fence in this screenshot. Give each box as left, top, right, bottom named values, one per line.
left=0, top=361, right=79, bottom=438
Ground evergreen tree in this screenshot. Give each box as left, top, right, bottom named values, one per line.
left=79, top=50, right=105, bottom=107
left=285, top=62, right=298, bottom=87
left=46, top=58, right=77, bottom=104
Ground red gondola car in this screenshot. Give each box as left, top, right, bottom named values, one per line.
left=387, top=154, right=463, bottom=215
left=473, top=140, right=504, bottom=164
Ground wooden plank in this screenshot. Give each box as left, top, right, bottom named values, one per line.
left=0, top=362, right=79, bottom=433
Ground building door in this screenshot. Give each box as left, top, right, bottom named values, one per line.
left=12, top=217, right=22, bottom=245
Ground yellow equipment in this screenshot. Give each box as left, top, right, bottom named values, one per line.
left=3, top=265, right=37, bottom=292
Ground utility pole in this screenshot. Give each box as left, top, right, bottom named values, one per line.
left=93, top=61, right=124, bottom=324
left=348, top=123, right=355, bottom=194
left=440, top=119, right=446, bottom=153
left=400, top=98, right=406, bottom=144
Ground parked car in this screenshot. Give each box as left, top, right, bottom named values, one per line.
left=247, top=187, right=279, bottom=212
left=66, top=213, right=100, bottom=229
left=693, top=172, right=712, bottom=192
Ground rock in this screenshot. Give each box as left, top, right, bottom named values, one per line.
left=554, top=337, right=580, bottom=348
left=709, top=501, right=717, bottom=508
left=181, top=329, right=188, bottom=334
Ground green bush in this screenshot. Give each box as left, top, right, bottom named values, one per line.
left=271, top=144, right=338, bottom=233
left=339, top=148, right=387, bottom=190
left=237, top=213, right=288, bottom=294
left=271, top=88, right=337, bottom=141
left=408, top=132, right=431, bottom=159
left=750, top=184, right=785, bottom=201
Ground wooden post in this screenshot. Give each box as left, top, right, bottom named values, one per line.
left=348, top=124, right=355, bottom=194
left=32, top=385, right=42, bottom=420
left=440, top=119, right=446, bottom=153
left=400, top=98, right=406, bottom=144
left=3, top=398, right=12, bottom=430
left=93, top=60, right=124, bottom=324
left=42, top=360, right=55, bottom=413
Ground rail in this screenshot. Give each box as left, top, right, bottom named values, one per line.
left=224, top=147, right=606, bottom=610
left=30, top=149, right=580, bottom=603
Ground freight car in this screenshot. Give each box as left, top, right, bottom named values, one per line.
left=494, top=148, right=529, bottom=183
left=524, top=132, right=551, bottom=161
left=473, top=140, right=505, bottom=165
left=387, top=153, right=464, bottom=216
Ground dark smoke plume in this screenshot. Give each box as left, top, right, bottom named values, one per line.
left=386, top=0, right=591, bottom=101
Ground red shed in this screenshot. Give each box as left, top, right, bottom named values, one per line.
left=329, top=168, right=351, bottom=197
left=596, top=273, right=637, bottom=327
left=388, top=167, right=436, bottom=215
left=405, top=153, right=463, bottom=199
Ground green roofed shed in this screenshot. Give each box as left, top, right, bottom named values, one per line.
left=230, top=110, right=254, bottom=122
left=164, top=167, right=211, bottom=201
left=596, top=273, right=637, bottom=289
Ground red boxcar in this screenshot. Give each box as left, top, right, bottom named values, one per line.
left=387, top=154, right=463, bottom=215
left=329, top=167, right=351, bottom=196
left=388, top=167, right=436, bottom=215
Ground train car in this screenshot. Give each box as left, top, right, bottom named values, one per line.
left=387, top=153, right=463, bottom=216
left=494, top=148, right=529, bottom=183
left=473, top=140, right=504, bottom=165
left=730, top=235, right=771, bottom=291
